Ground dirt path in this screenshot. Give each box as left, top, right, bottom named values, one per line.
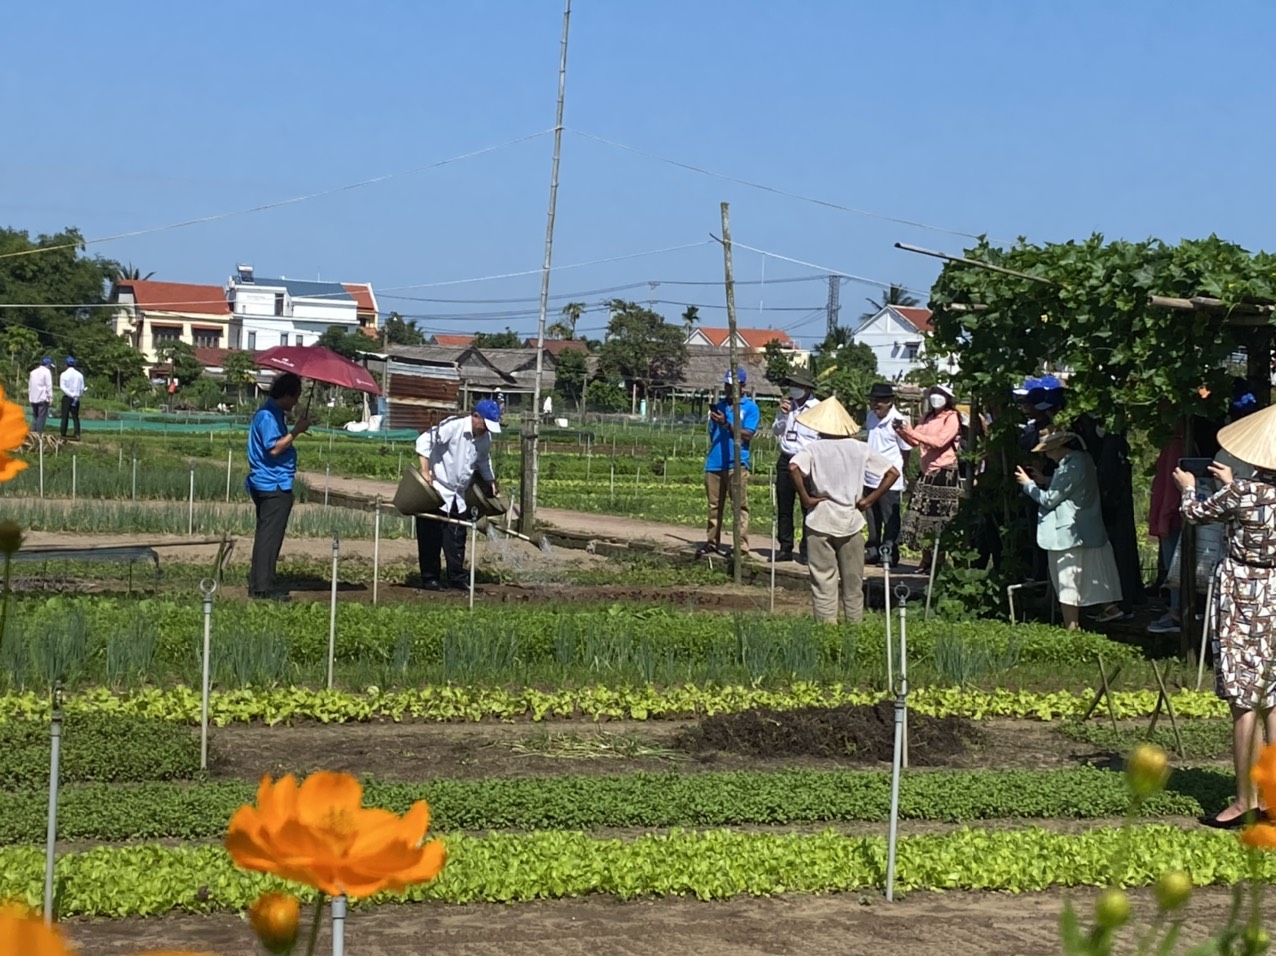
left=67, top=887, right=1237, bottom=956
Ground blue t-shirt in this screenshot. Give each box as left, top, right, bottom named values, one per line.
left=705, top=397, right=760, bottom=471
left=246, top=398, right=296, bottom=493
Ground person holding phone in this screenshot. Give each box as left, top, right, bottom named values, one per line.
left=1174, top=403, right=1276, bottom=829
left=1015, top=431, right=1124, bottom=628
left=770, top=370, right=820, bottom=562
left=697, top=369, right=759, bottom=558
left=246, top=373, right=311, bottom=600
left=896, top=384, right=961, bottom=572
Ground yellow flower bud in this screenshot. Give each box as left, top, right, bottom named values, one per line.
left=249, top=891, right=300, bottom=955
left=1126, top=743, right=1170, bottom=797
left=1154, top=869, right=1192, bottom=911
left=1094, top=887, right=1131, bottom=930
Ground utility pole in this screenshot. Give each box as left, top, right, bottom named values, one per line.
left=720, top=202, right=744, bottom=586
left=826, top=274, right=841, bottom=339
left=523, top=0, right=572, bottom=536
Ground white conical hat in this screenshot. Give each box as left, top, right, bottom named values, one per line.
left=796, top=397, right=859, bottom=437
left=1218, top=404, right=1276, bottom=471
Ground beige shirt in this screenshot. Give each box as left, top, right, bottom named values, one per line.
left=791, top=438, right=893, bottom=537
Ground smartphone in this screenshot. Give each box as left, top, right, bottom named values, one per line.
left=1178, top=458, right=1215, bottom=478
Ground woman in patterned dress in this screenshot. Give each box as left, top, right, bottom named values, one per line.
left=1175, top=447, right=1276, bottom=829
left=896, top=384, right=962, bottom=573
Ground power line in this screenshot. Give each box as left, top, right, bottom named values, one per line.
left=0, top=130, right=554, bottom=261
left=570, top=128, right=1004, bottom=243
left=710, top=237, right=933, bottom=301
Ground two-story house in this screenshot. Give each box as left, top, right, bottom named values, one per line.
left=853, top=306, right=957, bottom=381
left=110, top=279, right=234, bottom=363
left=225, top=265, right=379, bottom=350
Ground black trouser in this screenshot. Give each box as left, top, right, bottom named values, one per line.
left=30, top=402, right=49, bottom=434
left=864, top=486, right=901, bottom=565
left=249, top=489, right=294, bottom=596
left=775, top=454, right=809, bottom=554
left=59, top=395, right=79, bottom=439
left=417, top=500, right=467, bottom=586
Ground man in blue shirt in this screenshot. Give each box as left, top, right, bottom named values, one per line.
left=697, top=368, right=760, bottom=558
left=246, top=373, right=310, bottom=599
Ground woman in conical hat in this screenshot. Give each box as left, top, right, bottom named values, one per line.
left=789, top=398, right=899, bottom=624
left=1174, top=403, right=1276, bottom=829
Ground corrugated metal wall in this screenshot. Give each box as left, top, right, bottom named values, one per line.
left=387, top=359, right=460, bottom=432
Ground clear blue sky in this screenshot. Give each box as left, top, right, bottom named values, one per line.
left=3, top=1, right=1274, bottom=349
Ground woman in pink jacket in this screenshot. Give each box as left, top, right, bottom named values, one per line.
left=895, top=384, right=961, bottom=572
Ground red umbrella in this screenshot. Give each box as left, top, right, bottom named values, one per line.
left=253, top=345, right=381, bottom=396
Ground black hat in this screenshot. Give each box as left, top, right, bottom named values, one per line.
left=868, top=382, right=895, bottom=401
left=783, top=369, right=816, bottom=389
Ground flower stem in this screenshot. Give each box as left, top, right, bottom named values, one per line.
left=303, top=892, right=325, bottom=956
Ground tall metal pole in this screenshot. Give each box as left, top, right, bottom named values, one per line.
left=523, top=0, right=572, bottom=536
left=720, top=202, right=744, bottom=586
left=826, top=275, right=841, bottom=339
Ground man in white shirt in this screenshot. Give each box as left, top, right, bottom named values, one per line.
left=770, top=370, right=820, bottom=562
left=28, top=357, right=53, bottom=434
left=414, top=399, right=502, bottom=591
left=59, top=357, right=86, bottom=441
left=790, top=397, right=899, bottom=623
left=863, top=382, right=911, bottom=567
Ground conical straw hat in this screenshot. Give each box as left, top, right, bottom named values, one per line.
left=796, top=397, right=859, bottom=437
left=1218, top=404, right=1276, bottom=471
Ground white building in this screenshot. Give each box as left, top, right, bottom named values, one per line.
left=225, top=265, right=379, bottom=350
left=852, top=306, right=956, bottom=381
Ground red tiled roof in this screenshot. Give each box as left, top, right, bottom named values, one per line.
left=116, top=280, right=230, bottom=316
left=523, top=338, right=589, bottom=356
left=691, top=327, right=794, bottom=349
left=194, top=348, right=253, bottom=368
left=433, top=334, right=475, bottom=347
left=342, top=282, right=377, bottom=313
left=893, top=307, right=933, bottom=333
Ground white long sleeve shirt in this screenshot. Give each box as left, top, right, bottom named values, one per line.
left=415, top=416, right=495, bottom=513
left=59, top=368, right=85, bottom=400
left=28, top=366, right=52, bottom=404
left=771, top=395, right=820, bottom=457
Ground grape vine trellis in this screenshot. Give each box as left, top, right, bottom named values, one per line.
left=926, top=233, right=1276, bottom=433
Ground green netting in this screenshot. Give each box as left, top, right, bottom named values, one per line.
left=80, top=420, right=420, bottom=441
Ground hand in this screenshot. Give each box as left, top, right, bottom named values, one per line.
left=292, top=416, right=311, bottom=436
left=856, top=498, right=873, bottom=512
left=491, top=480, right=501, bottom=496
left=422, top=468, right=433, bottom=484
left=710, top=409, right=726, bottom=425
left=1208, top=462, right=1234, bottom=486
left=779, top=398, right=792, bottom=415
left=891, top=419, right=904, bottom=431
left=1013, top=466, right=1032, bottom=486
left=1172, top=467, right=1195, bottom=491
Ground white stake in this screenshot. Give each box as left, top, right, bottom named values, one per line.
left=324, top=463, right=331, bottom=509
left=38, top=441, right=44, bottom=499
left=199, top=579, right=217, bottom=770
left=188, top=464, right=196, bottom=535
left=326, top=532, right=340, bottom=689
left=610, top=462, right=615, bottom=502
left=71, top=454, right=76, bottom=502
left=769, top=480, right=777, bottom=613
left=43, top=683, right=63, bottom=926
left=372, top=498, right=382, bottom=605
left=225, top=447, right=232, bottom=502
left=886, top=583, right=910, bottom=902
left=131, top=456, right=137, bottom=501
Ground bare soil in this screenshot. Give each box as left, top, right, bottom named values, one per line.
left=66, top=887, right=1241, bottom=956
left=207, top=717, right=1104, bottom=783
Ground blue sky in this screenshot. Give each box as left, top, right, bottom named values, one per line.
left=3, top=1, right=1274, bottom=349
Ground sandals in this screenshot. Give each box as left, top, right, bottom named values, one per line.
left=1093, top=607, right=1127, bottom=625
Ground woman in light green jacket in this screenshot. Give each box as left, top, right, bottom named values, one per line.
left=1015, top=431, right=1124, bottom=629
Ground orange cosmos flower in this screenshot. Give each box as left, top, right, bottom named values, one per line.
left=0, top=902, right=69, bottom=956
left=248, top=891, right=300, bottom=954
left=0, top=387, right=27, bottom=482
left=225, top=771, right=446, bottom=899
left=1241, top=744, right=1276, bottom=849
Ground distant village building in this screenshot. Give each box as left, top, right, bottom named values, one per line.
left=110, top=279, right=234, bottom=364
left=225, top=265, right=378, bottom=351
left=852, top=306, right=955, bottom=381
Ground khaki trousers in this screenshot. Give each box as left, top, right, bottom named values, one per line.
left=704, top=468, right=750, bottom=549
left=806, top=529, right=865, bottom=623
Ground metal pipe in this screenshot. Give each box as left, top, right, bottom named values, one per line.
left=924, top=529, right=941, bottom=620
left=39, top=440, right=44, bottom=498
left=769, top=479, right=777, bottom=613
left=43, top=682, right=63, bottom=925
left=131, top=455, right=137, bottom=501
left=199, top=579, right=217, bottom=771
left=71, top=454, right=76, bottom=502
left=187, top=464, right=195, bottom=535
left=882, top=544, right=894, bottom=689
left=1197, top=565, right=1218, bottom=691
left=469, top=509, right=478, bottom=612
left=326, top=533, right=339, bottom=690
left=324, top=463, right=331, bottom=509
left=331, top=894, right=346, bottom=956
left=372, top=498, right=381, bottom=605
left=885, top=583, right=910, bottom=902
left=225, top=447, right=232, bottom=502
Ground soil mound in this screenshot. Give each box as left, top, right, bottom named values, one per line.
left=673, top=700, right=981, bottom=765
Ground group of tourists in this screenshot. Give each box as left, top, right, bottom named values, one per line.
left=27, top=356, right=85, bottom=440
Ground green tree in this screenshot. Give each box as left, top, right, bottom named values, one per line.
left=815, top=340, right=877, bottom=415
left=554, top=347, right=589, bottom=408
left=0, top=326, right=41, bottom=392
left=116, top=263, right=154, bottom=281
left=681, top=304, right=701, bottom=338
left=221, top=349, right=258, bottom=405
left=318, top=326, right=369, bottom=358
left=597, top=299, right=686, bottom=399
left=0, top=227, right=118, bottom=344
left=548, top=301, right=586, bottom=340
left=762, top=339, right=795, bottom=384
left=87, top=332, right=147, bottom=392
left=860, top=283, right=920, bottom=323
left=473, top=327, right=523, bottom=349
left=156, top=341, right=203, bottom=388
left=383, top=312, right=425, bottom=346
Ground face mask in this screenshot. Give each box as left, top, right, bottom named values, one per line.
left=789, top=387, right=806, bottom=400
left=927, top=394, right=946, bottom=410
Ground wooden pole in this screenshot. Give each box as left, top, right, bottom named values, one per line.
left=721, top=202, right=744, bottom=586
left=524, top=0, right=572, bottom=536
left=1179, top=413, right=1196, bottom=662
left=894, top=242, right=1057, bottom=286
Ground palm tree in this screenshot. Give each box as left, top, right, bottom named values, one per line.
left=548, top=301, right=586, bottom=340
left=859, top=284, right=919, bottom=322
left=117, top=263, right=155, bottom=281
left=681, top=304, right=701, bottom=339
